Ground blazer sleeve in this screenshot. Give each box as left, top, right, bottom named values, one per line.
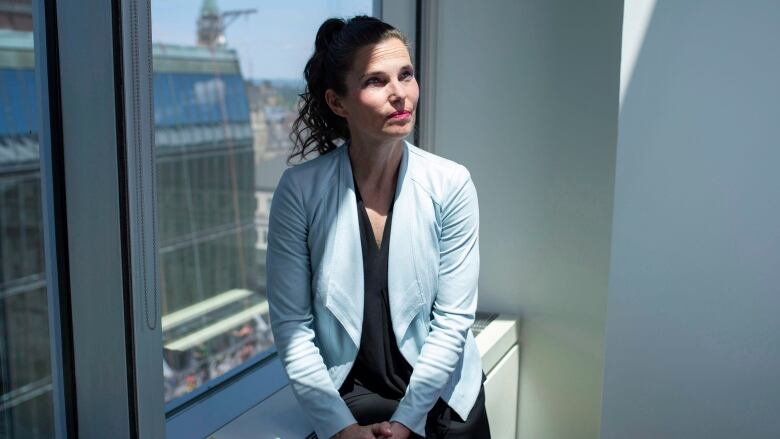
left=390, top=168, right=480, bottom=436
left=266, top=169, right=357, bottom=439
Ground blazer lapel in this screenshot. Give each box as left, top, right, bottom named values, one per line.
left=387, top=142, right=426, bottom=341
left=324, top=144, right=364, bottom=348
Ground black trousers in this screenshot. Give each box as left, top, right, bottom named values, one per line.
left=338, top=378, right=491, bottom=438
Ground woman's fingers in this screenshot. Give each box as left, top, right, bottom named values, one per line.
left=333, top=422, right=391, bottom=439
left=370, top=421, right=393, bottom=437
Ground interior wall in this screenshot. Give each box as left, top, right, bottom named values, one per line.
left=601, top=1, right=780, bottom=438
left=428, top=1, right=623, bottom=438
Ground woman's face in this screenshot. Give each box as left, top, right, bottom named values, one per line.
left=326, top=37, right=419, bottom=143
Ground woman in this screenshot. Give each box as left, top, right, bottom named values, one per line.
left=266, top=16, right=490, bottom=439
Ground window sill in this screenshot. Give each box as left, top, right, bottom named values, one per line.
left=165, top=354, right=289, bottom=439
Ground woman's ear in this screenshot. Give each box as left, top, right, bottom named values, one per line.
left=325, top=89, right=348, bottom=118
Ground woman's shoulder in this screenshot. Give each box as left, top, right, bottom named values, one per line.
left=408, top=142, right=471, bottom=178
left=407, top=141, right=474, bottom=202
left=277, top=146, right=342, bottom=198
left=284, top=144, right=342, bottom=175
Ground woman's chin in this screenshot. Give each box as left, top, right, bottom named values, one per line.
left=381, top=131, right=413, bottom=141
left=381, top=126, right=414, bottom=139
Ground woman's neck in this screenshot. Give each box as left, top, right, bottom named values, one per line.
left=347, top=135, right=404, bottom=195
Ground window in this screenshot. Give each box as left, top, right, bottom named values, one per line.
left=0, top=5, right=54, bottom=437
left=1, top=1, right=416, bottom=436
left=150, top=0, right=375, bottom=408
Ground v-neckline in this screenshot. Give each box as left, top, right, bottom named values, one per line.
left=348, top=148, right=398, bottom=254
left=354, top=181, right=392, bottom=254
left=342, top=141, right=406, bottom=254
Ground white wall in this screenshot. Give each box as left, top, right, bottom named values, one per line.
left=427, top=1, right=623, bottom=438
left=601, top=1, right=780, bottom=438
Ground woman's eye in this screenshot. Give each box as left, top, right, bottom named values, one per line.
left=401, top=70, right=415, bottom=80
left=365, top=77, right=383, bottom=86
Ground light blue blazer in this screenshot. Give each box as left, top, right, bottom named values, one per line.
left=266, top=140, right=482, bottom=438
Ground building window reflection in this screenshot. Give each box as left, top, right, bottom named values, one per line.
left=0, top=1, right=54, bottom=437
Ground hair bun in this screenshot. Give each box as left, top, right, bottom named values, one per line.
left=314, top=18, right=346, bottom=52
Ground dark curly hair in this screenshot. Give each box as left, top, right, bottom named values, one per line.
left=288, top=16, right=409, bottom=164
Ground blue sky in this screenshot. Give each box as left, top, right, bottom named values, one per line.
left=151, top=0, right=374, bottom=80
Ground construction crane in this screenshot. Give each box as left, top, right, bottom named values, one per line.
left=197, top=0, right=257, bottom=48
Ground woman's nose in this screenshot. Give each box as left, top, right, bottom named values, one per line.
left=388, top=78, right=407, bottom=101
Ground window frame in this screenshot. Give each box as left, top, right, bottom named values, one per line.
left=47, top=0, right=165, bottom=436
left=30, top=0, right=76, bottom=436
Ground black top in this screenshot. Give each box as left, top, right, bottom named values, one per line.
left=339, top=172, right=414, bottom=400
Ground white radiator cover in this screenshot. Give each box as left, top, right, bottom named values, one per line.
left=476, top=314, right=520, bottom=439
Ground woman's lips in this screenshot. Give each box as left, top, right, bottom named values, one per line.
left=388, top=110, right=412, bottom=120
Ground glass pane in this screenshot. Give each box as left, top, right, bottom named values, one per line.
left=151, top=0, right=374, bottom=404
left=0, top=1, right=55, bottom=437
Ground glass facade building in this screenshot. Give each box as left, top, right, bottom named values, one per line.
left=0, top=28, right=53, bottom=438
left=152, top=44, right=272, bottom=403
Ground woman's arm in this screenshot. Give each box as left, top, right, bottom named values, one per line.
left=390, top=168, right=481, bottom=436
left=266, top=170, right=357, bottom=439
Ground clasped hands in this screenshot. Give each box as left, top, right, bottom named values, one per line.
left=332, top=420, right=411, bottom=439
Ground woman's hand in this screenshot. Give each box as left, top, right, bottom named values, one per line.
left=388, top=421, right=411, bottom=439
left=332, top=421, right=393, bottom=438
